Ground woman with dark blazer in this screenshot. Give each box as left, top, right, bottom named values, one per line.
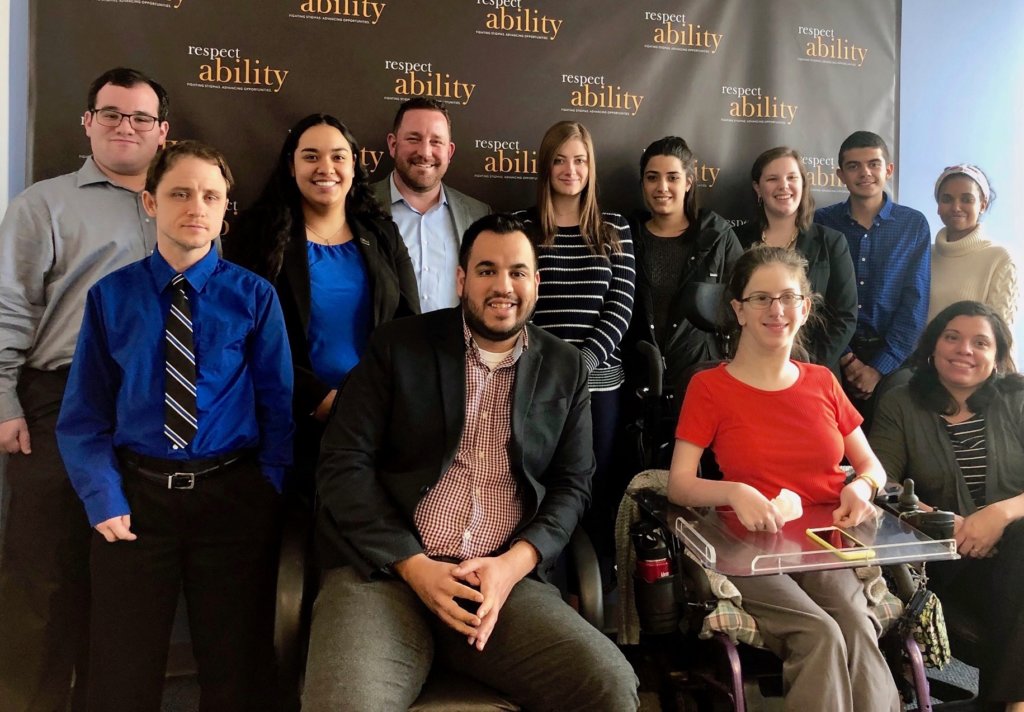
left=870, top=301, right=1024, bottom=711
left=228, top=113, right=419, bottom=496
left=734, top=147, right=857, bottom=374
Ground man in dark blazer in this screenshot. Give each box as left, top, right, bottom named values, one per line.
left=303, top=214, right=638, bottom=711
left=370, top=97, right=490, bottom=313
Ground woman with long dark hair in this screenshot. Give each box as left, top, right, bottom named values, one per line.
left=871, top=300, right=1024, bottom=712
left=626, top=136, right=742, bottom=391
left=228, top=113, right=419, bottom=495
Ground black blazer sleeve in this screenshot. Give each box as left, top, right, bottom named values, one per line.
left=315, top=324, right=425, bottom=576
left=371, top=217, right=420, bottom=318
left=512, top=346, right=595, bottom=572
left=809, top=225, right=858, bottom=370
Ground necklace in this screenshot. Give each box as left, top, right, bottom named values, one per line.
left=760, top=228, right=798, bottom=250
left=305, top=222, right=344, bottom=245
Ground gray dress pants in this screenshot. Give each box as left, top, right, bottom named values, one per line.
left=302, top=566, right=639, bottom=711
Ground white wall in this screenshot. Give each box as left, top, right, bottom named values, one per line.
left=899, top=0, right=1024, bottom=355
left=4, top=0, right=28, bottom=208
left=1, top=0, right=10, bottom=215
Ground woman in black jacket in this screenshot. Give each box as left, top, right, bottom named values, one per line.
left=734, top=146, right=857, bottom=374
left=626, top=136, right=742, bottom=394
left=227, top=113, right=419, bottom=496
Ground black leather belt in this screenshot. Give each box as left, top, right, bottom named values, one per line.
left=117, top=449, right=253, bottom=490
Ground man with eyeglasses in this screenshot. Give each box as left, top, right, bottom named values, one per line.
left=0, top=67, right=169, bottom=711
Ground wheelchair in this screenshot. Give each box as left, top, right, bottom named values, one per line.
left=621, top=479, right=942, bottom=712
left=619, top=285, right=950, bottom=710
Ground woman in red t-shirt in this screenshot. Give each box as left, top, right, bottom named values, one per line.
left=669, top=246, right=899, bottom=712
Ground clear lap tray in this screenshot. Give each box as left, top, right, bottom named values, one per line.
left=635, top=491, right=959, bottom=577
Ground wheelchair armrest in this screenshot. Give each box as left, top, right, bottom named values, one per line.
left=636, top=341, right=664, bottom=398
left=883, top=562, right=919, bottom=604
left=674, top=547, right=717, bottom=605
left=568, top=527, right=604, bottom=629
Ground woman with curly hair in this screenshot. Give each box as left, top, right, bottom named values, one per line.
left=228, top=113, right=419, bottom=496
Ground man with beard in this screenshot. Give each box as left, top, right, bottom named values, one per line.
left=371, top=98, right=490, bottom=312
left=303, top=214, right=639, bottom=711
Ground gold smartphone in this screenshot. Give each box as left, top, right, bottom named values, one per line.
left=805, top=526, right=875, bottom=561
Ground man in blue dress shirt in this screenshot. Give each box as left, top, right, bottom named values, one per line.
left=57, top=141, right=293, bottom=711
left=815, top=130, right=930, bottom=422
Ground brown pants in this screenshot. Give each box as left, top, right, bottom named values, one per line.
left=729, top=568, right=901, bottom=712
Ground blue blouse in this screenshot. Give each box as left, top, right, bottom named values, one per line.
left=306, top=241, right=372, bottom=388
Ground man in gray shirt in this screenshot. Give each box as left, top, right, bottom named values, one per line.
left=371, top=98, right=489, bottom=312
left=0, top=67, right=169, bottom=711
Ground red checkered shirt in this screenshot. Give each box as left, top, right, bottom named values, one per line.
left=413, top=320, right=528, bottom=560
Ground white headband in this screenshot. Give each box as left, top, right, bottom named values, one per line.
left=934, top=164, right=991, bottom=203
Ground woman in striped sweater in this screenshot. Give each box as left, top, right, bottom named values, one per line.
left=517, top=120, right=636, bottom=562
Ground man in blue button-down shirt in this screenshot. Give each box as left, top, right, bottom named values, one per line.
left=57, top=141, right=293, bottom=711
left=815, top=131, right=930, bottom=422
left=370, top=98, right=490, bottom=312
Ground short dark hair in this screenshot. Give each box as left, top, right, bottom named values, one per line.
left=639, top=136, right=699, bottom=225
left=88, top=67, right=169, bottom=121
left=145, top=140, right=234, bottom=194
left=908, top=300, right=1023, bottom=415
left=391, top=97, right=452, bottom=136
left=837, top=130, right=889, bottom=166
left=459, top=213, right=536, bottom=271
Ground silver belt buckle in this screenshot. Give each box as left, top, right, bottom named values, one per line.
left=169, top=472, right=196, bottom=490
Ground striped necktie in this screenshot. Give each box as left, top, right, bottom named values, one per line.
left=165, top=274, right=197, bottom=448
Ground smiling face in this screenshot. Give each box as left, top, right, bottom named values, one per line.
left=933, top=315, right=997, bottom=397
left=291, top=123, right=354, bottom=212
left=84, top=82, right=169, bottom=184
left=142, top=155, right=228, bottom=269
left=731, top=262, right=809, bottom=353
left=549, top=138, right=590, bottom=199
left=456, top=230, right=539, bottom=352
left=387, top=108, right=454, bottom=194
left=937, top=175, right=987, bottom=241
left=643, top=154, right=691, bottom=218
left=836, top=147, right=894, bottom=200
left=754, top=156, right=803, bottom=220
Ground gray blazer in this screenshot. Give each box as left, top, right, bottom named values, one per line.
left=870, top=383, right=1024, bottom=515
left=370, top=173, right=490, bottom=243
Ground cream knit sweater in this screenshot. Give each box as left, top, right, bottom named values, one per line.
left=928, top=225, right=1018, bottom=327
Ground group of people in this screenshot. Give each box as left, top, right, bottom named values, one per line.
left=0, top=64, right=1019, bottom=712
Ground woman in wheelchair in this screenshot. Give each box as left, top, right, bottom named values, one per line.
left=667, top=246, right=901, bottom=712
left=870, top=300, right=1024, bottom=712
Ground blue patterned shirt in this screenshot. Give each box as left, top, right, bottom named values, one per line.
left=814, top=193, right=931, bottom=375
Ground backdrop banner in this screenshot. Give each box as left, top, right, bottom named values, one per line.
left=29, top=0, right=898, bottom=234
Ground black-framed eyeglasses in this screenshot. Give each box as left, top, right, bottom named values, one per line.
left=90, top=108, right=160, bottom=132
left=739, top=292, right=805, bottom=309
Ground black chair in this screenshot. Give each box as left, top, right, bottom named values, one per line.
left=275, top=522, right=606, bottom=711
